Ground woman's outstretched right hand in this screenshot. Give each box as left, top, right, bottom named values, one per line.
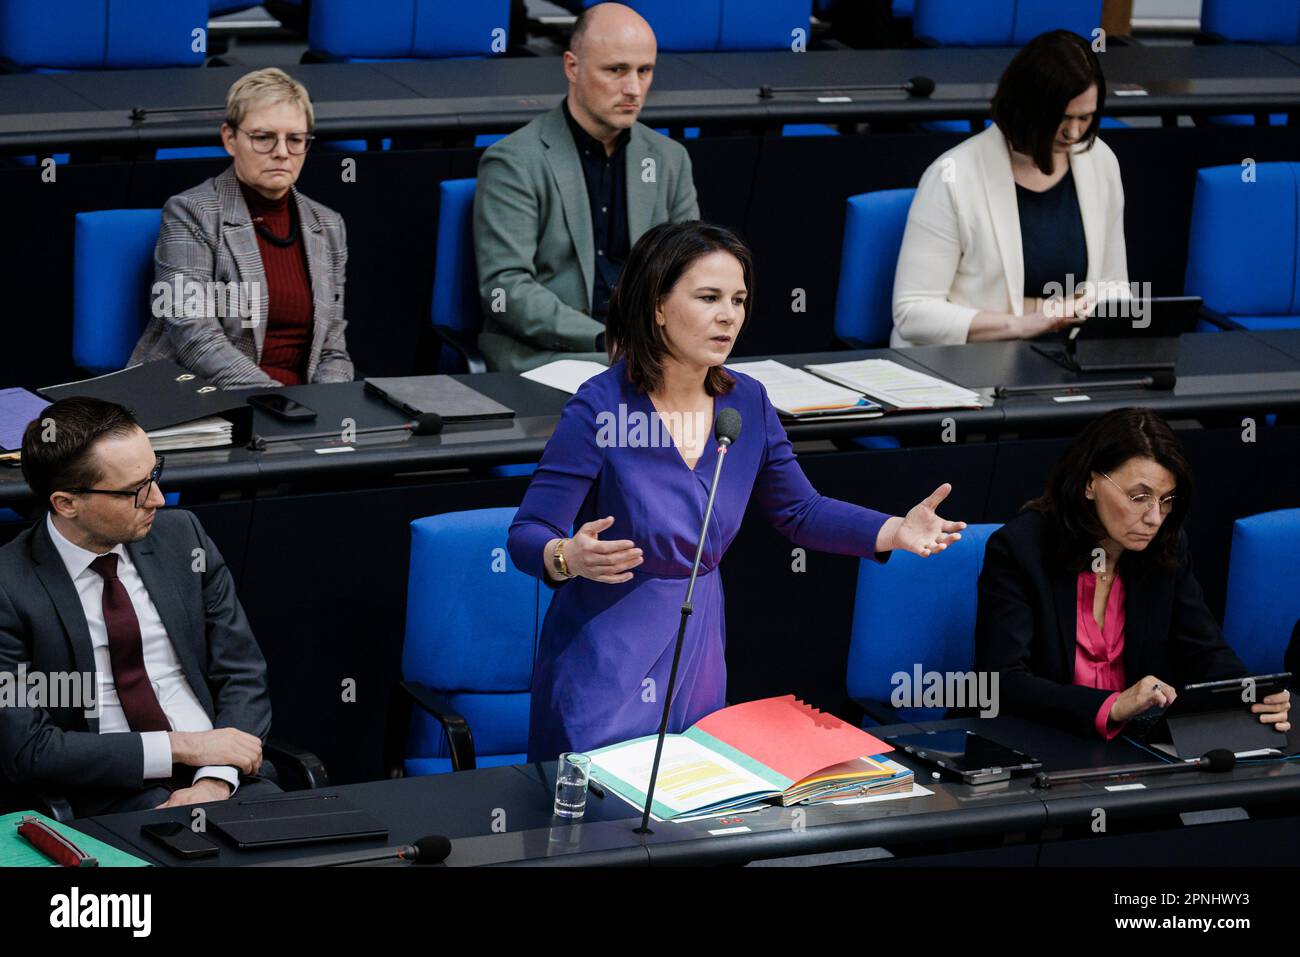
left=553, top=516, right=643, bottom=583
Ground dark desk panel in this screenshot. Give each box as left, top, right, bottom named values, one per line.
left=0, top=73, right=101, bottom=114
left=1248, top=328, right=1300, bottom=363
left=72, top=715, right=1300, bottom=867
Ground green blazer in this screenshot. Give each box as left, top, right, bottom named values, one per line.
left=473, top=102, right=700, bottom=372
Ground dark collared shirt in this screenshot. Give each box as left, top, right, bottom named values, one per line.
left=563, top=99, right=630, bottom=325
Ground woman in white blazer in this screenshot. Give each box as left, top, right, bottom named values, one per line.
left=892, top=31, right=1129, bottom=348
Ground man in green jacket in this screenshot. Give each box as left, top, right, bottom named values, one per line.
left=473, top=2, right=701, bottom=373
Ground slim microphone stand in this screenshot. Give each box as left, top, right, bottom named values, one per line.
left=636, top=438, right=732, bottom=835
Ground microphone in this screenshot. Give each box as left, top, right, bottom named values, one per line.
left=994, top=371, right=1176, bottom=398
left=1032, top=749, right=1235, bottom=789
left=249, top=834, right=452, bottom=866
left=637, top=409, right=742, bottom=835
left=247, top=412, right=443, bottom=450
left=758, top=75, right=935, bottom=99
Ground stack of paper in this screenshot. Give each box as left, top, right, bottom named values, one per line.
left=146, top=416, right=233, bottom=451
left=805, top=359, right=983, bottom=411
left=519, top=359, right=607, bottom=394
left=727, top=359, right=883, bottom=419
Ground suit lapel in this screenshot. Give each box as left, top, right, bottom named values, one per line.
left=295, top=190, right=330, bottom=380
left=626, top=125, right=657, bottom=242
left=126, top=537, right=212, bottom=716
left=1070, top=147, right=1104, bottom=287
left=1049, top=564, right=1079, bottom=681
left=977, top=126, right=1025, bottom=313
left=1121, top=562, right=1150, bottom=682
left=30, top=520, right=98, bottom=721
left=216, top=167, right=268, bottom=359
left=541, top=104, right=594, bottom=308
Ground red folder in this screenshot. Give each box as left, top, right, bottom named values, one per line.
left=693, top=695, right=891, bottom=783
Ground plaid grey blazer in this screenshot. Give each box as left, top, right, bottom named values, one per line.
left=128, top=165, right=353, bottom=388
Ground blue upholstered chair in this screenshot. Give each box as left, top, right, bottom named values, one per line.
left=556, top=0, right=812, bottom=51
left=834, top=188, right=915, bottom=350
left=1184, top=163, right=1300, bottom=332
left=73, top=209, right=161, bottom=374
left=430, top=178, right=486, bottom=375
left=912, top=0, right=1100, bottom=46
left=308, top=0, right=511, bottom=60
left=395, top=508, right=552, bottom=775
left=1201, top=0, right=1300, bottom=44
left=0, top=0, right=209, bottom=70
left=1222, top=509, right=1300, bottom=675
left=846, top=524, right=1001, bottom=724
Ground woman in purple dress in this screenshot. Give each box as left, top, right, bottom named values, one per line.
left=509, top=222, right=967, bottom=761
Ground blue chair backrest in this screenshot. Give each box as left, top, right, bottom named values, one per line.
left=402, top=508, right=552, bottom=769
left=73, top=209, right=162, bottom=374
left=1184, top=162, right=1300, bottom=317
left=834, top=188, right=915, bottom=348
left=846, top=523, right=1001, bottom=722
left=309, top=0, right=511, bottom=58
left=0, top=0, right=208, bottom=69
left=563, top=0, right=811, bottom=51
left=1223, top=509, right=1300, bottom=674
left=431, top=178, right=479, bottom=372
left=913, top=0, right=1100, bottom=46
left=1201, top=0, right=1300, bottom=43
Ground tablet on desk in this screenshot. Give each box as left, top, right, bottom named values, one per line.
left=205, top=794, right=388, bottom=850
left=884, top=730, right=1042, bottom=785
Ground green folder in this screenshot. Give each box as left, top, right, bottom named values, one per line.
left=0, top=811, right=150, bottom=868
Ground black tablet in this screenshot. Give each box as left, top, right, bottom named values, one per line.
left=885, top=730, right=1042, bottom=785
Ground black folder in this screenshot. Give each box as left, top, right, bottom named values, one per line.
left=39, top=360, right=253, bottom=448
left=204, top=794, right=388, bottom=850
left=364, top=375, right=514, bottom=423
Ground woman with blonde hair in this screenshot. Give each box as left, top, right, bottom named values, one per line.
left=130, top=67, right=352, bottom=388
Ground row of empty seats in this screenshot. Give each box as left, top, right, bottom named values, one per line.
left=3, top=0, right=1298, bottom=70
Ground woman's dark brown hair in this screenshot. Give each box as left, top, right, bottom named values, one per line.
left=605, top=220, right=753, bottom=396
left=991, top=29, right=1106, bottom=176
left=1026, top=407, right=1192, bottom=573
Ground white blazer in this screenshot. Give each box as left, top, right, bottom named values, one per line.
left=891, top=123, right=1129, bottom=348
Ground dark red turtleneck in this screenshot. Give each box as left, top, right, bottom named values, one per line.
left=240, top=181, right=313, bottom=386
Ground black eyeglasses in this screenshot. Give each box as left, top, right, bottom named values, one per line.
left=64, top=457, right=165, bottom=509
left=235, top=126, right=315, bottom=154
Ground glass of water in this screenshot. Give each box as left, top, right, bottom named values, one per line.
left=554, top=752, right=591, bottom=819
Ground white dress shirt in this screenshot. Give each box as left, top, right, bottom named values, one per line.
left=46, top=514, right=238, bottom=794
left=891, top=123, right=1130, bottom=347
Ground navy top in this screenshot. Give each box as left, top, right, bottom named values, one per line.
left=563, top=99, right=629, bottom=323
left=1017, top=167, right=1088, bottom=300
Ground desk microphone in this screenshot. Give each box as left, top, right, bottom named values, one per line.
left=994, top=371, right=1176, bottom=398
left=758, top=75, right=935, bottom=99
left=247, top=412, right=443, bottom=450
left=250, top=834, right=452, bottom=866
left=637, top=408, right=742, bottom=836
left=1032, top=748, right=1235, bottom=789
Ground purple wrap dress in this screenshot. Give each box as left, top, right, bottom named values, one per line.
left=508, top=359, right=890, bottom=761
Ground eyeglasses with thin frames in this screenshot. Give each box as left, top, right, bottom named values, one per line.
left=235, top=126, right=315, bottom=154
left=1099, top=470, right=1175, bottom=516
left=64, top=456, right=165, bottom=509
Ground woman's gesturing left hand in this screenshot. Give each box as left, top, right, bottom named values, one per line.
left=878, top=483, right=967, bottom=557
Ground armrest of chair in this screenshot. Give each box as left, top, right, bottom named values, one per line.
left=0, top=782, right=76, bottom=822
left=263, top=739, right=330, bottom=791
left=1196, top=305, right=1242, bottom=331
left=385, top=681, right=477, bottom=776
left=432, top=324, right=488, bottom=374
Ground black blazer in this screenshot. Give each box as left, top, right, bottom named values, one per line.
left=975, top=509, right=1246, bottom=738
left=0, top=510, right=271, bottom=810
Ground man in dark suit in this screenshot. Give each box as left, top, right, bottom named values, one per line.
left=0, top=397, right=277, bottom=816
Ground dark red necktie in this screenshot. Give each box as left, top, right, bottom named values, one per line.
left=89, top=554, right=171, bottom=733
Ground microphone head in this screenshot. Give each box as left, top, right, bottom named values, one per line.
left=907, top=75, right=936, bottom=98
left=1202, top=749, right=1236, bottom=773
left=412, top=412, right=444, bottom=436
left=715, top=408, right=742, bottom=446
left=1148, top=370, right=1176, bottom=391
left=411, top=834, right=452, bottom=864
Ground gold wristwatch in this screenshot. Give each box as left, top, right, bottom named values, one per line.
left=552, top=538, right=573, bottom=580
